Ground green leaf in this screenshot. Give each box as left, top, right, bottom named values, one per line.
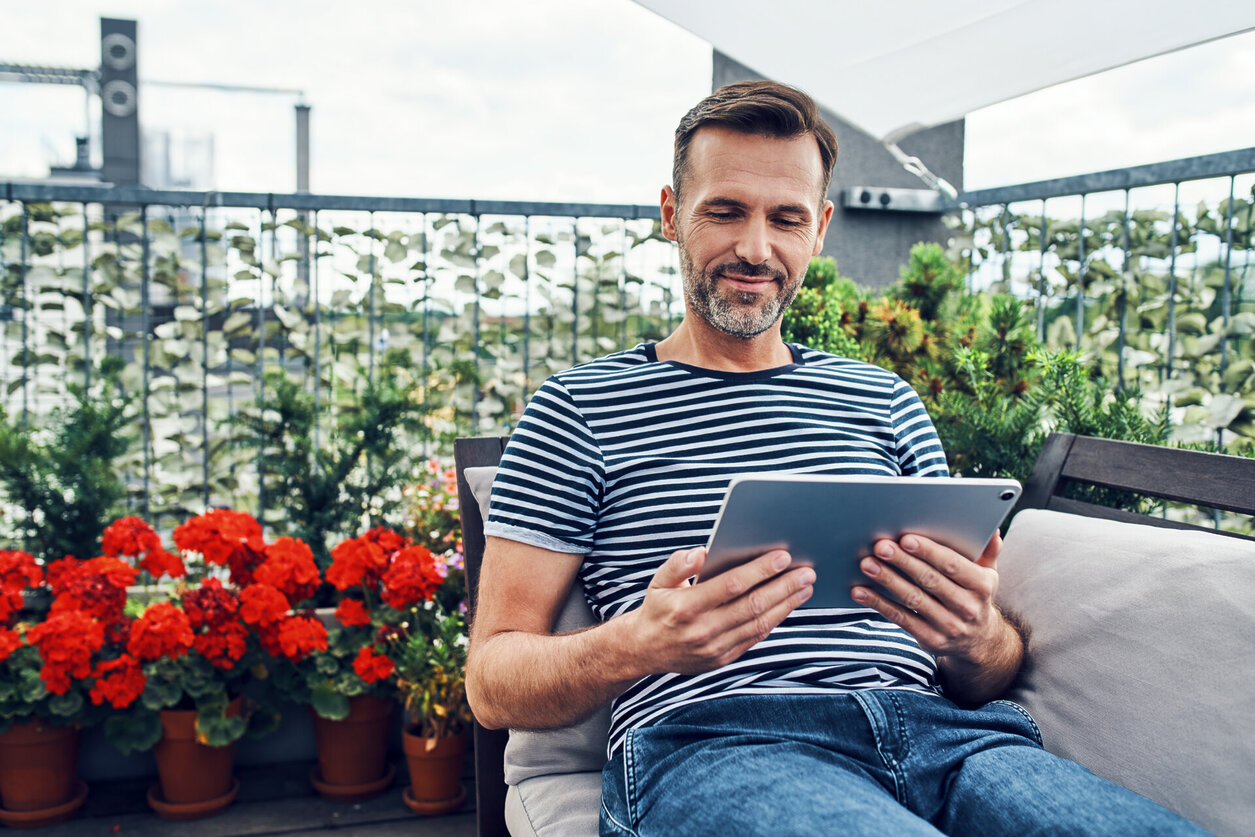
left=196, top=705, right=246, bottom=747
left=105, top=709, right=163, bottom=755
left=310, top=684, right=350, bottom=720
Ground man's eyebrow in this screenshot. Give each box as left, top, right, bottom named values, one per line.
left=697, top=197, right=814, bottom=216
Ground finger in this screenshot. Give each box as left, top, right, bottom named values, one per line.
left=850, top=584, right=945, bottom=649
left=713, top=572, right=815, bottom=660
left=976, top=530, right=1002, bottom=569
left=650, top=546, right=707, bottom=589
left=880, top=535, right=986, bottom=593
left=690, top=549, right=797, bottom=609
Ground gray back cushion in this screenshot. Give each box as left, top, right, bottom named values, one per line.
left=997, top=509, right=1255, bottom=837
left=464, top=466, right=610, bottom=787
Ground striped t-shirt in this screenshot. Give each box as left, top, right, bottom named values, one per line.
left=484, top=342, right=951, bottom=756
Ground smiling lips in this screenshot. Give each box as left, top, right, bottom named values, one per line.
left=714, top=264, right=783, bottom=292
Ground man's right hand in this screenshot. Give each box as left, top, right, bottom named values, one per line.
left=622, top=546, right=816, bottom=675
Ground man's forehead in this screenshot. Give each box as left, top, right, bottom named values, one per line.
left=684, top=126, right=827, bottom=204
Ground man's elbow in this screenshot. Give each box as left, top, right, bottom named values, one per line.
left=464, top=655, right=507, bottom=730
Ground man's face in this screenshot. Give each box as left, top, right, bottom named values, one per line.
left=662, top=126, right=834, bottom=339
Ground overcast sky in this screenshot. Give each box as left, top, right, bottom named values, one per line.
left=2, top=1, right=1253, bottom=204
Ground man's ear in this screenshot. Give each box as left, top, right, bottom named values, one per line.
left=811, top=199, right=835, bottom=255
left=661, top=185, right=678, bottom=242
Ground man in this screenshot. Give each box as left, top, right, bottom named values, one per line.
left=467, top=81, right=1205, bottom=836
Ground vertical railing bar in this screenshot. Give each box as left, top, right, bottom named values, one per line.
left=1037, top=199, right=1048, bottom=341
left=272, top=208, right=284, bottom=367
left=311, top=209, right=321, bottom=454
left=1074, top=194, right=1086, bottom=351
left=255, top=208, right=266, bottom=524
left=522, top=215, right=532, bottom=397
left=1218, top=175, right=1236, bottom=384
left=999, top=203, right=1009, bottom=292
left=471, top=213, right=482, bottom=432
left=420, top=213, right=430, bottom=459
left=19, top=203, right=29, bottom=427
left=367, top=210, right=377, bottom=388
left=571, top=219, right=580, bottom=365
left=1117, top=190, right=1131, bottom=392
left=140, top=205, right=152, bottom=521
left=81, top=203, right=92, bottom=392
left=620, top=219, right=628, bottom=349
left=1166, top=182, right=1180, bottom=379
left=200, top=209, right=210, bottom=511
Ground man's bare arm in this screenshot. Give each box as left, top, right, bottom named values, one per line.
left=466, top=536, right=816, bottom=731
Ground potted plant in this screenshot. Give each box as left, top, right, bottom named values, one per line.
left=276, top=525, right=451, bottom=801
left=392, top=599, right=471, bottom=816
left=0, top=549, right=121, bottom=828
left=101, top=511, right=327, bottom=820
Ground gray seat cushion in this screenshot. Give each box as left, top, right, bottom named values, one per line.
left=997, top=509, right=1255, bottom=837
left=466, top=466, right=606, bottom=836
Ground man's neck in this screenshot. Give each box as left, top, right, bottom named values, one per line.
left=654, top=317, right=793, bottom=372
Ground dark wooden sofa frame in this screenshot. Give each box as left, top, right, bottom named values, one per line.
left=454, top=432, right=1255, bottom=837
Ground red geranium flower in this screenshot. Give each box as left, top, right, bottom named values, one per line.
left=0, top=627, right=22, bottom=663
left=274, top=614, right=328, bottom=662
left=102, top=516, right=161, bottom=559
left=362, top=526, right=410, bottom=556
left=239, top=583, right=290, bottom=628
left=194, top=620, right=249, bottom=669
left=352, top=645, right=395, bottom=684
left=381, top=545, right=445, bottom=609
left=173, top=509, right=266, bottom=585
left=254, top=537, right=320, bottom=605
left=326, top=537, right=387, bottom=591
left=50, top=556, right=138, bottom=624
left=334, top=598, right=371, bottom=628
left=182, top=578, right=239, bottom=630
left=89, top=654, right=146, bottom=708
left=26, top=610, right=105, bottom=694
left=127, top=602, right=194, bottom=662
left=43, top=557, right=80, bottom=589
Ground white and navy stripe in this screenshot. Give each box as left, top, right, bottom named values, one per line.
left=485, top=342, right=950, bottom=756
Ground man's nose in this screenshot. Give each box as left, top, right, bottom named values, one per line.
left=734, top=218, right=771, bottom=265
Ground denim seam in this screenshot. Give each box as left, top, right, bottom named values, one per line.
left=623, top=727, right=639, bottom=831
left=852, top=690, right=907, bottom=805
left=601, top=800, right=637, bottom=837
left=988, top=699, right=1044, bottom=747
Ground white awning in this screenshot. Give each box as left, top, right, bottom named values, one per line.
left=632, top=0, right=1255, bottom=143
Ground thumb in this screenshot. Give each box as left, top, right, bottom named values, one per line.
left=651, top=546, right=706, bottom=589
left=977, top=530, right=1002, bottom=569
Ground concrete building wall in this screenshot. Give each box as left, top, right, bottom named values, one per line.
left=712, top=51, right=964, bottom=289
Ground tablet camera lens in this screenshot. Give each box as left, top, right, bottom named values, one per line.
left=1000, top=490, right=1016, bottom=501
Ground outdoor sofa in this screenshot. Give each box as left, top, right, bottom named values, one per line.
left=455, top=432, right=1255, bottom=837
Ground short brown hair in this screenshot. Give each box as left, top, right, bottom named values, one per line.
left=672, top=81, right=839, bottom=207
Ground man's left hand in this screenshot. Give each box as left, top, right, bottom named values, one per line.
left=851, top=532, right=1023, bottom=705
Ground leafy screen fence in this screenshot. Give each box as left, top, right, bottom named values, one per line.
left=3, top=146, right=1253, bottom=531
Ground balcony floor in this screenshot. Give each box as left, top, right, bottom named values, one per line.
left=28, top=759, right=476, bottom=836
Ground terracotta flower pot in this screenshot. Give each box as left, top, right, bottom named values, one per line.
left=0, top=720, right=87, bottom=828
left=309, top=694, right=396, bottom=801
left=147, top=697, right=241, bottom=820
left=402, top=728, right=468, bottom=816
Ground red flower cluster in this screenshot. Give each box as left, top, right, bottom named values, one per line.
left=183, top=578, right=248, bottom=669
left=26, top=609, right=105, bottom=694
left=351, top=645, right=395, bottom=684
left=49, top=556, right=137, bottom=625
left=254, top=537, right=320, bottom=606
left=327, top=537, right=388, bottom=591
left=0, top=627, right=21, bottom=663
left=173, top=509, right=266, bottom=585
left=334, top=598, right=371, bottom=628
left=276, top=615, right=328, bottom=662
left=239, top=582, right=327, bottom=663
left=381, top=545, right=445, bottom=609
left=1, top=549, right=41, bottom=623
left=239, top=583, right=289, bottom=628
left=89, top=653, right=146, bottom=709
left=101, top=516, right=186, bottom=580
left=128, top=602, right=194, bottom=662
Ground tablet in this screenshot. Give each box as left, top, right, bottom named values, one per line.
left=697, top=474, right=1022, bottom=609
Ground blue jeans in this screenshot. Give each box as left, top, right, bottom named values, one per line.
left=600, top=691, right=1209, bottom=836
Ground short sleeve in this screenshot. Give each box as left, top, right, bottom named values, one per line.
left=484, top=377, right=605, bottom=554
left=889, top=377, right=949, bottom=477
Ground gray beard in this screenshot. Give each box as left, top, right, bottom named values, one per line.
left=679, top=244, right=801, bottom=339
